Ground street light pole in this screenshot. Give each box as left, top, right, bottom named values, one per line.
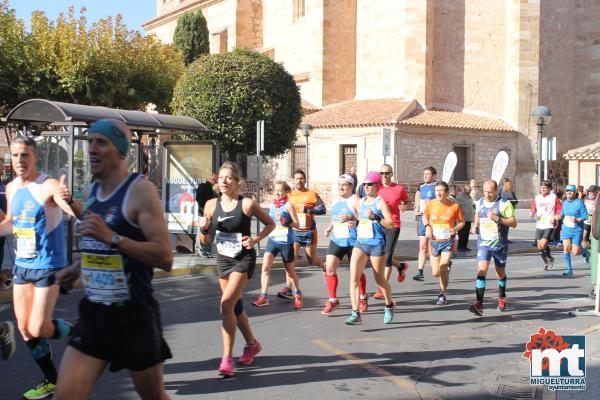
left=531, top=106, right=551, bottom=186
left=302, top=123, right=313, bottom=185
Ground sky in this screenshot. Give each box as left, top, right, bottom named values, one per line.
left=11, top=0, right=156, bottom=33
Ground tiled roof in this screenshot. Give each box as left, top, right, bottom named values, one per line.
left=563, top=142, right=600, bottom=160
left=400, top=110, right=516, bottom=132
left=302, top=98, right=417, bottom=128
left=301, top=99, right=321, bottom=112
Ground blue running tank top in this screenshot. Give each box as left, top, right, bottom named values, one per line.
left=79, top=173, right=153, bottom=305
left=419, top=182, right=436, bottom=218
left=476, top=198, right=510, bottom=249
left=11, top=174, right=66, bottom=269
left=268, top=202, right=293, bottom=244
left=330, top=196, right=358, bottom=247
left=357, top=197, right=385, bottom=246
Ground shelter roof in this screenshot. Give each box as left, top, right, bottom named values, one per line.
left=563, top=141, right=600, bottom=160
left=2, top=99, right=208, bottom=133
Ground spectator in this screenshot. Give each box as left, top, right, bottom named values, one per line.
left=577, top=185, right=585, bottom=200
left=455, top=185, right=474, bottom=251
left=195, top=173, right=218, bottom=257
left=469, top=178, right=481, bottom=202
left=500, top=178, right=518, bottom=244
left=348, top=166, right=358, bottom=194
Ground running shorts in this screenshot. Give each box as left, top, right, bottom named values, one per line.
left=430, top=239, right=454, bottom=257
left=12, top=266, right=61, bottom=288
left=265, top=239, right=295, bottom=263
left=355, top=241, right=386, bottom=257
left=293, top=230, right=317, bottom=247
left=216, top=249, right=257, bottom=279
left=68, top=297, right=172, bottom=372
left=560, top=227, right=583, bottom=246
left=476, top=245, right=508, bottom=268
left=327, top=241, right=353, bottom=262
left=535, top=228, right=554, bottom=241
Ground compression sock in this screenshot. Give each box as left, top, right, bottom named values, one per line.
left=326, top=274, right=338, bottom=299
left=25, top=338, right=57, bottom=384
left=540, top=250, right=548, bottom=264
left=476, top=275, right=486, bottom=303
left=563, top=253, right=572, bottom=273
left=51, top=319, right=72, bottom=339
left=359, top=273, right=367, bottom=298
left=498, top=277, right=507, bottom=298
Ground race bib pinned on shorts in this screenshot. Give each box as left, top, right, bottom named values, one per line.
left=215, top=230, right=243, bottom=258
left=14, top=227, right=36, bottom=259
left=81, top=252, right=130, bottom=305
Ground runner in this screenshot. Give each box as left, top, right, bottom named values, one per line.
left=413, top=167, right=437, bottom=281
left=345, top=172, right=396, bottom=325
left=0, top=136, right=76, bottom=399
left=278, top=169, right=326, bottom=300
left=252, top=180, right=303, bottom=309
left=198, top=161, right=275, bottom=377
left=468, top=180, right=517, bottom=316
left=53, top=119, right=173, bottom=399
left=0, top=321, right=16, bottom=360
left=372, top=164, right=410, bottom=300
left=529, top=180, right=562, bottom=271
left=582, top=185, right=597, bottom=264
left=321, top=174, right=361, bottom=315
left=422, top=181, right=465, bottom=305
left=559, top=184, right=588, bottom=277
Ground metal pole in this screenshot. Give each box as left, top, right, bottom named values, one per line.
left=305, top=135, right=309, bottom=185
left=256, top=121, right=262, bottom=252
left=67, top=125, right=75, bottom=264
left=537, top=122, right=543, bottom=185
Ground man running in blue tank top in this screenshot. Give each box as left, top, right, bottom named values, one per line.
left=559, top=184, right=588, bottom=277
left=53, top=119, right=174, bottom=400
left=468, top=180, right=517, bottom=316
left=0, top=136, right=77, bottom=399
left=413, top=167, right=437, bottom=281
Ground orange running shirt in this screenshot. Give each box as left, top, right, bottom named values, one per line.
left=423, top=199, right=464, bottom=242
left=289, top=189, right=319, bottom=232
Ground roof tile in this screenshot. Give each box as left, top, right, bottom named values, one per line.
left=563, top=142, right=600, bottom=159
left=400, top=110, right=515, bottom=132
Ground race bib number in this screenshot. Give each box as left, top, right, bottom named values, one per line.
left=215, top=231, right=243, bottom=257
left=333, top=221, right=350, bottom=239
left=14, top=227, right=36, bottom=259
left=563, top=216, right=576, bottom=228
left=432, top=223, right=451, bottom=240
left=538, top=215, right=554, bottom=227
left=81, top=252, right=130, bottom=305
left=479, top=218, right=498, bottom=241
left=297, top=212, right=307, bottom=229
left=269, top=225, right=289, bottom=242
left=357, top=219, right=374, bottom=239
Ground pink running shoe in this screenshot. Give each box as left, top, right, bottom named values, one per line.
left=218, top=356, right=235, bottom=377
left=239, top=340, right=262, bottom=365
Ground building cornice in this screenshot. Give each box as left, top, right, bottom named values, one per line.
left=142, top=0, right=225, bottom=31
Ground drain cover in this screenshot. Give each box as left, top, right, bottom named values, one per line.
left=495, top=374, right=542, bottom=400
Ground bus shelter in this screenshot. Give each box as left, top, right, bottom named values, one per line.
left=1, top=98, right=216, bottom=260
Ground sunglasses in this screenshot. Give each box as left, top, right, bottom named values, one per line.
left=364, top=182, right=377, bottom=187
left=379, top=171, right=392, bottom=176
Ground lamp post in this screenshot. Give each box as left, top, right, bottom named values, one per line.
left=531, top=106, right=551, bottom=185
left=302, top=123, right=313, bottom=185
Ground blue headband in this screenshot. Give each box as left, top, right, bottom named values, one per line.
left=87, top=119, right=131, bottom=156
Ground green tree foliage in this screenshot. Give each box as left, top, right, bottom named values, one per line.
left=0, top=1, right=184, bottom=114
left=173, top=10, right=210, bottom=65
left=171, top=49, right=302, bottom=160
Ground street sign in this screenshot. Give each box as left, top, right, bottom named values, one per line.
left=256, top=120, right=264, bottom=156
left=382, top=128, right=391, bottom=157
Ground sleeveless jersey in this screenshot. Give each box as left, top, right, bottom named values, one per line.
left=289, top=189, right=318, bottom=231
left=584, top=196, right=596, bottom=226
left=419, top=182, right=436, bottom=222
left=79, top=173, right=153, bottom=305
left=11, top=174, right=66, bottom=269
left=533, top=193, right=558, bottom=229
left=268, top=201, right=293, bottom=244
left=357, top=197, right=385, bottom=246
left=476, top=198, right=512, bottom=248
left=211, top=196, right=253, bottom=259
left=561, top=198, right=587, bottom=230
left=330, top=196, right=358, bottom=247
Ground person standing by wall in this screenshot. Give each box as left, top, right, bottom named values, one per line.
left=455, top=185, right=474, bottom=252
left=500, top=178, right=518, bottom=243
left=196, top=173, right=218, bottom=257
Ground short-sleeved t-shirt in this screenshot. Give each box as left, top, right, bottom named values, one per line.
left=378, top=183, right=408, bottom=228
left=423, top=199, right=464, bottom=241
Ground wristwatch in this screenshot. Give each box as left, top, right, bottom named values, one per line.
left=110, top=233, right=124, bottom=248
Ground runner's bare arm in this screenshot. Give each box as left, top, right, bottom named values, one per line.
left=286, top=201, right=300, bottom=229
left=414, top=191, right=422, bottom=217
left=55, top=260, right=82, bottom=291
left=471, top=212, right=479, bottom=234
left=41, top=175, right=77, bottom=218
left=198, top=198, right=216, bottom=245
left=0, top=183, right=13, bottom=236
left=241, top=198, right=275, bottom=248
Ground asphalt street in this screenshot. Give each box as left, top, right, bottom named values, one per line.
left=1, top=210, right=599, bottom=399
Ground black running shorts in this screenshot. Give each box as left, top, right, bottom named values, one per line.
left=535, top=228, right=554, bottom=241
left=69, top=297, right=172, bottom=372
left=327, top=241, right=353, bottom=262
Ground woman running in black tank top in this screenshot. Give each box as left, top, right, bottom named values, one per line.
left=198, top=162, right=275, bottom=377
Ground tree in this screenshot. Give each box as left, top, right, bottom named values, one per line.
left=0, top=3, right=184, bottom=114
left=171, top=49, right=302, bottom=161
left=173, top=10, right=210, bottom=65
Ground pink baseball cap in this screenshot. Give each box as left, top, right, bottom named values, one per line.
left=363, top=171, right=382, bottom=184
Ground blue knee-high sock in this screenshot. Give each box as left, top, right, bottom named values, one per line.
left=51, top=319, right=72, bottom=339
left=498, top=277, right=507, bottom=298
left=563, top=253, right=572, bottom=273
left=475, top=275, right=486, bottom=303
left=25, top=338, right=57, bottom=384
